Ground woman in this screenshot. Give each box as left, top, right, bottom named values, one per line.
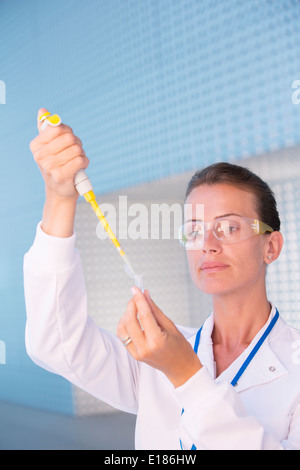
left=24, top=109, right=300, bottom=449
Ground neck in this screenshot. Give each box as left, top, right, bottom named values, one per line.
left=211, top=285, right=271, bottom=351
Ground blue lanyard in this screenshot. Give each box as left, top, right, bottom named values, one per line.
left=193, top=308, right=279, bottom=387
left=180, top=308, right=279, bottom=450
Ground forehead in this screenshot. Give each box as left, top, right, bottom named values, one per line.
left=185, top=183, right=259, bottom=220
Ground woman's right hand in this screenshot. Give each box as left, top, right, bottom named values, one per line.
left=30, top=108, right=89, bottom=201
left=29, top=108, right=90, bottom=237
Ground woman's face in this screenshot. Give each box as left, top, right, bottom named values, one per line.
left=185, top=183, right=270, bottom=296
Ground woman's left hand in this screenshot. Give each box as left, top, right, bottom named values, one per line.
left=117, top=287, right=202, bottom=387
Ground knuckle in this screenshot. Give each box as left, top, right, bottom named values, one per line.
left=64, top=132, right=76, bottom=147
left=30, top=136, right=41, bottom=154
left=149, top=333, right=166, bottom=352
left=75, top=136, right=82, bottom=146
left=52, top=169, right=65, bottom=185
left=33, top=149, right=41, bottom=163
left=72, top=156, right=87, bottom=172
left=34, top=148, right=49, bottom=164
left=72, top=143, right=83, bottom=155
left=43, top=159, right=54, bottom=173
left=137, top=309, right=148, bottom=320
left=149, top=337, right=161, bottom=352
left=62, top=124, right=73, bottom=134
left=53, top=124, right=72, bottom=136
left=29, top=139, right=35, bottom=153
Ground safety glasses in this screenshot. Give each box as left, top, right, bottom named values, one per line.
left=178, top=215, right=274, bottom=250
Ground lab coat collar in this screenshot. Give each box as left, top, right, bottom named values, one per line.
left=195, top=304, right=289, bottom=392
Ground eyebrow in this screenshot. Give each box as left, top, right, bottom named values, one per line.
left=185, top=213, right=244, bottom=223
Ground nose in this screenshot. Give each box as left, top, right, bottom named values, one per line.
left=201, top=228, right=222, bottom=253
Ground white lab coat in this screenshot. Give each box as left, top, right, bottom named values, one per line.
left=23, top=224, right=300, bottom=450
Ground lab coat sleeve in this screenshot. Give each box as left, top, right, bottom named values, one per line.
left=175, top=367, right=299, bottom=450
left=23, top=224, right=139, bottom=414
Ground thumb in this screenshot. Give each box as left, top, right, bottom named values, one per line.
left=37, top=108, right=50, bottom=133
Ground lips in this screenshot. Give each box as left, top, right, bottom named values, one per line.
left=200, top=262, right=229, bottom=272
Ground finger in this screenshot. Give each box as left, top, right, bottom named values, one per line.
left=33, top=139, right=85, bottom=175
left=49, top=155, right=90, bottom=182
left=144, top=290, right=175, bottom=331
left=40, top=132, right=81, bottom=157
left=39, top=123, right=74, bottom=143
left=116, top=321, right=134, bottom=351
left=117, top=299, right=144, bottom=343
left=124, top=298, right=145, bottom=346
left=30, top=124, right=74, bottom=154
left=117, top=301, right=142, bottom=354
left=56, top=144, right=86, bottom=167
left=131, top=287, right=161, bottom=337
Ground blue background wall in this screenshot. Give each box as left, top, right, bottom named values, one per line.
left=0, top=0, right=300, bottom=414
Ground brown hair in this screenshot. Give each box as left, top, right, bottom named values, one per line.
left=185, top=162, right=280, bottom=231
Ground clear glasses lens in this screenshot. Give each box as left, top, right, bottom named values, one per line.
left=179, top=217, right=272, bottom=250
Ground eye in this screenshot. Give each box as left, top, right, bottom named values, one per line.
left=227, top=223, right=239, bottom=234
left=187, top=229, right=198, bottom=240
left=216, top=220, right=240, bottom=237
left=191, top=224, right=204, bottom=238
left=184, top=223, right=204, bottom=241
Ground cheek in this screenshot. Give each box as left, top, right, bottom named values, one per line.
left=237, top=238, right=265, bottom=265
left=225, top=242, right=267, bottom=288
left=186, top=251, right=199, bottom=282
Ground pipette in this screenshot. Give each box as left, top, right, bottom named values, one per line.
left=39, top=111, right=144, bottom=290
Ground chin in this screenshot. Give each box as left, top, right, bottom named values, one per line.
left=196, top=281, right=231, bottom=296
